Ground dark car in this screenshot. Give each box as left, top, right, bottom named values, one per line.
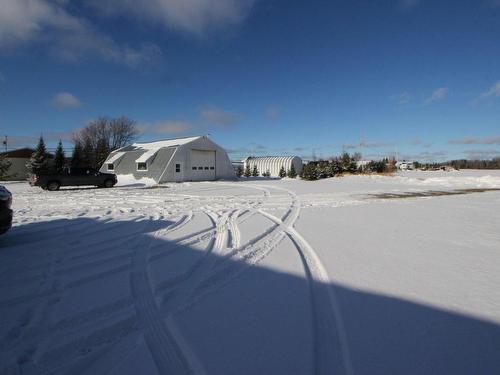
left=29, top=167, right=118, bottom=191
left=0, top=185, right=13, bottom=235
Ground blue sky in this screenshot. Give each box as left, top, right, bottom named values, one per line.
left=1, top=0, right=499, bottom=161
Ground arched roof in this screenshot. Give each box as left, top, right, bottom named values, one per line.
left=243, top=156, right=301, bottom=163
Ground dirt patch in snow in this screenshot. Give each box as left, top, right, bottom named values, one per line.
left=368, top=188, right=500, bottom=200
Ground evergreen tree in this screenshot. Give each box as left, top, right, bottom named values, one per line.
left=340, top=152, right=357, bottom=173
left=236, top=166, right=243, bottom=178
left=27, top=136, right=49, bottom=174
left=243, top=163, right=251, bottom=177
left=0, top=154, right=11, bottom=180
left=300, top=163, right=318, bottom=181
left=251, top=164, right=259, bottom=177
left=71, top=141, right=83, bottom=168
left=278, top=165, right=286, bottom=178
left=54, top=140, right=65, bottom=172
left=82, top=137, right=95, bottom=168
left=316, top=161, right=329, bottom=178
left=366, top=160, right=385, bottom=173
left=287, top=164, right=297, bottom=178
left=328, top=159, right=342, bottom=176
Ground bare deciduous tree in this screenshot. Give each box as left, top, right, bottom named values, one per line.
left=109, top=117, right=139, bottom=150
left=73, top=116, right=139, bottom=169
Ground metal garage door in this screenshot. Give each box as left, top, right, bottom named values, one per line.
left=190, top=150, right=216, bottom=181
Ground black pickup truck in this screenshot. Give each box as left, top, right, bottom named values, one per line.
left=29, top=167, right=117, bottom=191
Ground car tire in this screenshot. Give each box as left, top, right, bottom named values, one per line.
left=47, top=181, right=60, bottom=191
left=103, top=179, right=114, bottom=188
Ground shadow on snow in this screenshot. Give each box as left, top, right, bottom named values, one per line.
left=0, top=217, right=499, bottom=375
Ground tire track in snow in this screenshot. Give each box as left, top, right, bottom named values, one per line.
left=172, top=184, right=294, bottom=313
left=148, top=209, right=219, bottom=268
left=37, top=214, right=194, bottom=375
left=258, top=204, right=353, bottom=375
left=175, top=183, right=352, bottom=375
left=0, top=219, right=158, bottom=372
left=157, top=209, right=239, bottom=315
left=0, top=219, right=153, bottom=309
left=154, top=188, right=272, bottom=312
left=130, top=217, right=206, bottom=375
left=227, top=209, right=241, bottom=249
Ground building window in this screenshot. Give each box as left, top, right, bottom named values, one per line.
left=192, top=167, right=197, bottom=170
left=107, top=163, right=114, bottom=171
left=209, top=166, right=214, bottom=170
left=204, top=167, right=209, bottom=170
left=175, top=164, right=181, bottom=173
left=198, top=167, right=203, bottom=170
left=137, top=162, right=148, bottom=171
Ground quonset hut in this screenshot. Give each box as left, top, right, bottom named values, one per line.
left=243, top=156, right=303, bottom=177
left=100, top=135, right=235, bottom=183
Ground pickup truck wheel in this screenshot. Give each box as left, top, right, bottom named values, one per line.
left=47, top=181, right=60, bottom=191
left=103, top=179, right=115, bottom=188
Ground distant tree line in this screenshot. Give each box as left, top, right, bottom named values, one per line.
left=447, top=158, right=500, bottom=170
left=26, top=116, right=139, bottom=175
left=409, top=159, right=500, bottom=171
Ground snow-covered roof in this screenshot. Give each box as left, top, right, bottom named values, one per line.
left=132, top=135, right=203, bottom=150
left=106, top=151, right=126, bottom=164
left=135, top=149, right=159, bottom=163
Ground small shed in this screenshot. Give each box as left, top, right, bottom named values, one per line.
left=100, top=135, right=235, bottom=183
left=243, top=156, right=303, bottom=177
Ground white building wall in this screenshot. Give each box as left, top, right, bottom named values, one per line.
left=2, top=158, right=30, bottom=181
left=243, top=156, right=303, bottom=177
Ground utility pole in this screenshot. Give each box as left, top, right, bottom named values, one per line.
left=359, top=133, right=365, bottom=159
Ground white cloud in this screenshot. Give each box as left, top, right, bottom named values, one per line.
left=342, top=143, right=357, bottom=150
left=398, top=91, right=411, bottom=104
left=200, top=106, right=239, bottom=127
left=360, top=140, right=395, bottom=148
left=399, top=0, right=420, bottom=11
left=88, top=0, right=257, bottom=37
left=4, top=130, right=76, bottom=148
left=390, top=91, right=411, bottom=105
left=155, top=121, right=194, bottom=134
left=399, top=150, right=448, bottom=162
left=50, top=92, right=82, bottom=108
left=0, top=0, right=162, bottom=68
left=424, top=87, right=449, bottom=105
left=264, top=106, right=281, bottom=120
left=476, top=81, right=500, bottom=102
left=463, top=149, right=500, bottom=160
left=0, top=0, right=81, bottom=46
left=449, top=135, right=500, bottom=145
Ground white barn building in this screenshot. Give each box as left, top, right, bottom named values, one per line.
left=100, top=135, right=235, bottom=183
left=243, top=156, right=303, bottom=177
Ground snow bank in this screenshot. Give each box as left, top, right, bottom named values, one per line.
left=115, top=174, right=158, bottom=187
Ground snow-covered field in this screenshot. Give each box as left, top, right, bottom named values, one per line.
left=1, top=170, right=500, bottom=375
